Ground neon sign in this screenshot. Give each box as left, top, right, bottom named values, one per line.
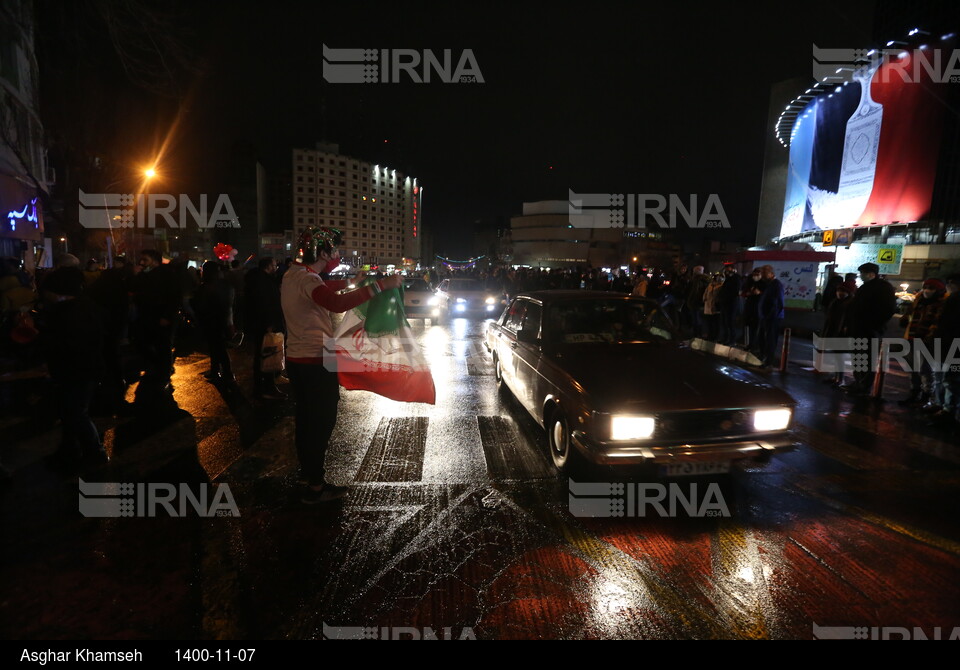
left=6, top=198, right=39, bottom=232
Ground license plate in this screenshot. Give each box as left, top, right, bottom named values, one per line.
left=659, top=461, right=730, bottom=477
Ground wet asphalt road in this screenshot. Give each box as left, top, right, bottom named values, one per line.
left=1, top=317, right=959, bottom=640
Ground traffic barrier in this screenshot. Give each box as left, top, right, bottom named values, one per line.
left=871, top=340, right=888, bottom=400
left=779, top=328, right=791, bottom=372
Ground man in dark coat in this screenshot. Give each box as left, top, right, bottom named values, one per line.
left=741, top=267, right=763, bottom=351
left=88, top=256, right=131, bottom=414
left=39, top=268, right=108, bottom=470
left=757, top=265, right=784, bottom=367
left=845, top=262, right=896, bottom=395
left=129, top=249, right=181, bottom=405
left=716, top=263, right=741, bottom=345
left=194, top=261, right=235, bottom=384
left=245, top=257, right=286, bottom=400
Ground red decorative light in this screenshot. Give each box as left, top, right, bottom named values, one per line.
left=214, top=243, right=236, bottom=261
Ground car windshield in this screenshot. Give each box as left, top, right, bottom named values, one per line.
left=448, top=280, right=485, bottom=292
left=404, top=279, right=430, bottom=291
left=544, top=300, right=675, bottom=344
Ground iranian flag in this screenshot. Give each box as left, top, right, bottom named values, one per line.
left=329, top=280, right=436, bottom=404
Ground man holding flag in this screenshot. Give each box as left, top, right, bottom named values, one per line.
left=281, top=227, right=401, bottom=504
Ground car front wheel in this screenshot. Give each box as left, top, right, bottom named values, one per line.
left=548, top=411, right=573, bottom=471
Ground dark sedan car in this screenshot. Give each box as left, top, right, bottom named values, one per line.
left=486, top=291, right=797, bottom=474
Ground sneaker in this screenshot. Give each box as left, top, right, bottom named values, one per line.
left=301, top=483, right=350, bottom=504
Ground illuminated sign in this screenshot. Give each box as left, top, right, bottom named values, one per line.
left=6, top=197, right=39, bottom=232
left=412, top=184, right=419, bottom=236
left=780, top=45, right=948, bottom=237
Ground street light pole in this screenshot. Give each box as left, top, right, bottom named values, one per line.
left=100, top=167, right=158, bottom=263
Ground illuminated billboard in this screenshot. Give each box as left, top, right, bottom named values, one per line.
left=780, top=45, right=951, bottom=238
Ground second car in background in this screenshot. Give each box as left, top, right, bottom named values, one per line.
left=434, top=278, right=506, bottom=320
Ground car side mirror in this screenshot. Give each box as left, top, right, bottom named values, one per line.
left=517, top=329, right=539, bottom=344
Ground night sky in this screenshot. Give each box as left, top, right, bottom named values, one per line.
left=41, top=1, right=882, bottom=257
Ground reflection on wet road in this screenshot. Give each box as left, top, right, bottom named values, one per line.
left=2, top=317, right=958, bottom=639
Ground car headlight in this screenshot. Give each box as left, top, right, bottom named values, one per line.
left=610, top=415, right=655, bottom=440
left=753, top=409, right=791, bottom=431
left=456, top=297, right=466, bottom=304
left=485, top=297, right=496, bottom=305
left=428, top=296, right=439, bottom=306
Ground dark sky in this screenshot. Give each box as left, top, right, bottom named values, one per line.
left=45, top=1, right=885, bottom=256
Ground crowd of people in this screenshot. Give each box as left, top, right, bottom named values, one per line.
left=0, top=250, right=297, bottom=474
left=430, top=260, right=960, bottom=427
left=2, top=250, right=959, bottom=481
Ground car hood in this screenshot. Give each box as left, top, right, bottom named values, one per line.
left=547, top=343, right=793, bottom=412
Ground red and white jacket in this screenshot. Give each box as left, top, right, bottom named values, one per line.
left=280, top=263, right=383, bottom=363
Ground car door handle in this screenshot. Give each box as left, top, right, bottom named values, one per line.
left=510, top=341, right=518, bottom=349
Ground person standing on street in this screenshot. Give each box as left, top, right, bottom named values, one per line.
left=193, top=261, right=236, bottom=385
left=281, top=227, right=402, bottom=503
left=717, top=263, right=741, bottom=345
left=757, top=265, right=784, bottom=368
left=844, top=262, right=897, bottom=395
left=898, top=278, right=947, bottom=408
left=129, top=250, right=181, bottom=406
left=246, top=257, right=286, bottom=400
left=929, top=274, right=960, bottom=427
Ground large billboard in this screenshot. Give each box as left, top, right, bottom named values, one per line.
left=780, top=45, right=950, bottom=238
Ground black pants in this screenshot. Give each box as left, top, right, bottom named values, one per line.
left=287, top=361, right=340, bottom=485
left=133, top=322, right=175, bottom=402
left=54, top=377, right=101, bottom=456
left=203, top=326, right=232, bottom=377
left=720, top=307, right=738, bottom=344
left=760, top=318, right=782, bottom=365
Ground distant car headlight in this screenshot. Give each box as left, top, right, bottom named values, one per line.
left=456, top=297, right=466, bottom=303
left=485, top=296, right=496, bottom=305
left=428, top=296, right=439, bottom=306
left=753, top=409, right=791, bottom=431
left=610, top=416, right=655, bottom=440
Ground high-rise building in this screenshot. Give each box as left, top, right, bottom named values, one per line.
left=292, top=142, right=423, bottom=268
